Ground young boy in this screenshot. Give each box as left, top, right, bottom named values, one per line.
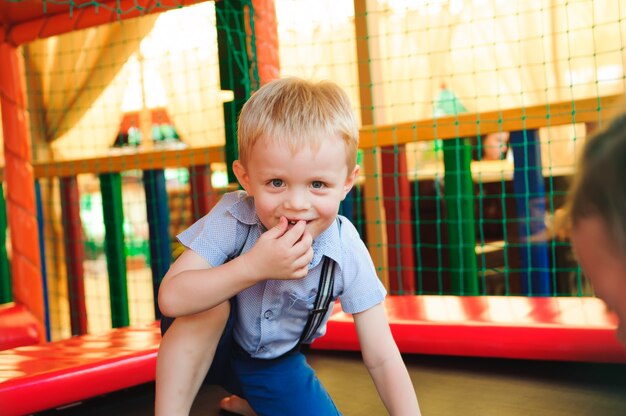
left=155, top=77, right=421, bottom=415
left=566, top=110, right=626, bottom=347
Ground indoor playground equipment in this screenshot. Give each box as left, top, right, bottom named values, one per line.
left=0, top=1, right=626, bottom=415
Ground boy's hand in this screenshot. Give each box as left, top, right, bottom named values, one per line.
left=241, top=216, right=313, bottom=281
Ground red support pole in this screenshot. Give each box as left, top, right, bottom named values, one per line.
left=381, top=145, right=416, bottom=294
left=189, top=165, right=215, bottom=222
left=59, top=176, right=88, bottom=335
left=251, top=0, right=280, bottom=86
left=0, top=42, right=45, bottom=341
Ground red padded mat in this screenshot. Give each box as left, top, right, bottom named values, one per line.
left=312, top=296, right=626, bottom=363
left=0, top=322, right=160, bottom=416
left=0, top=303, right=41, bottom=351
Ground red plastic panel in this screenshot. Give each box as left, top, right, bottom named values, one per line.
left=251, top=0, right=280, bottom=85
left=1, top=0, right=207, bottom=45
left=0, top=322, right=161, bottom=416
left=311, top=295, right=626, bottom=363
left=0, top=43, right=46, bottom=340
left=0, top=303, right=41, bottom=351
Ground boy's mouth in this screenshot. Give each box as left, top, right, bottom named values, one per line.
left=287, top=219, right=310, bottom=225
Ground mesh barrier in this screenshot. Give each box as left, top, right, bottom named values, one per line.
left=0, top=0, right=624, bottom=340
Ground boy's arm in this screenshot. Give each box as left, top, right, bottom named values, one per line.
left=353, top=303, right=421, bottom=416
left=159, top=217, right=313, bottom=317
left=158, top=249, right=248, bottom=317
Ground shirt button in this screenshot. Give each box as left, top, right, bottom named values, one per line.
left=264, top=310, right=273, bottom=319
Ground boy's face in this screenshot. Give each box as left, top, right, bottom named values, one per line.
left=570, top=216, right=626, bottom=345
left=233, top=135, right=358, bottom=240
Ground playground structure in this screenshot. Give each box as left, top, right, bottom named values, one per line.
left=1, top=1, right=626, bottom=414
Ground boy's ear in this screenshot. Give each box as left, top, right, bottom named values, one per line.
left=233, top=160, right=251, bottom=192
left=342, top=165, right=360, bottom=200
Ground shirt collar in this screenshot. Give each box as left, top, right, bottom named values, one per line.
left=310, top=217, right=342, bottom=268
left=227, top=191, right=258, bottom=225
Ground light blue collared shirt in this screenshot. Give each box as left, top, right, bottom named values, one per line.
left=178, top=191, right=387, bottom=359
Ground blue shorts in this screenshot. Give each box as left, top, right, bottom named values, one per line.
left=160, top=300, right=341, bottom=416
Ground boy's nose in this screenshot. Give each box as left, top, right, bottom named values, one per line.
left=284, top=190, right=311, bottom=211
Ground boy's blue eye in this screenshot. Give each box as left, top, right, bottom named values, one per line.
left=271, top=179, right=284, bottom=187
left=311, top=181, right=324, bottom=189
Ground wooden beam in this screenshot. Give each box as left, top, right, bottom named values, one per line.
left=359, top=94, right=625, bottom=149
left=17, top=94, right=623, bottom=180
left=32, top=146, right=224, bottom=178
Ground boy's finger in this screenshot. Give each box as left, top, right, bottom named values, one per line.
left=292, top=231, right=313, bottom=255
left=280, top=220, right=307, bottom=246
left=263, top=216, right=288, bottom=239
left=300, top=230, right=313, bottom=247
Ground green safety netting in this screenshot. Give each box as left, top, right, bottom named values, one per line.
left=0, top=0, right=623, bottom=339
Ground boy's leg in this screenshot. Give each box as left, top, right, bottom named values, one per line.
left=155, top=301, right=230, bottom=416
left=233, top=349, right=341, bottom=416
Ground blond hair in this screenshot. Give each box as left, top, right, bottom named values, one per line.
left=237, top=77, right=359, bottom=172
left=564, top=111, right=626, bottom=253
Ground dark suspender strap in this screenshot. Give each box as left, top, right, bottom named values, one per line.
left=299, top=255, right=335, bottom=343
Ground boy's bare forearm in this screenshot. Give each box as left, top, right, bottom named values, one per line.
left=354, top=304, right=421, bottom=415
left=367, top=356, right=421, bottom=415
left=158, top=255, right=258, bottom=317
left=159, top=219, right=313, bottom=317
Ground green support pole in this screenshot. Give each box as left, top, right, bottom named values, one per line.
left=0, top=183, right=11, bottom=303
left=215, top=0, right=258, bottom=182
left=443, top=138, right=478, bottom=295
left=222, top=100, right=241, bottom=182
left=99, top=172, right=129, bottom=328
